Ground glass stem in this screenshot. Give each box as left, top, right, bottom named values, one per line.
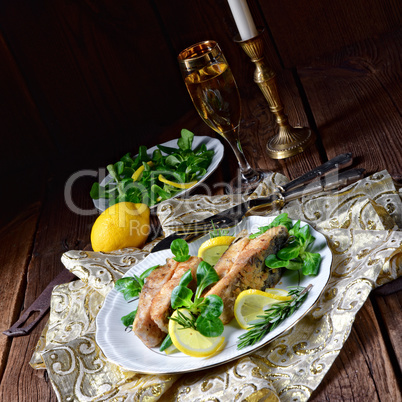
left=223, top=128, right=261, bottom=183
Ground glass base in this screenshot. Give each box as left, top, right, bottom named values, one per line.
left=227, top=169, right=270, bottom=195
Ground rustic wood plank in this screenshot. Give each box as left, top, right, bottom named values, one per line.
left=0, top=204, right=42, bottom=381
left=310, top=299, right=401, bottom=401
left=0, top=33, right=52, bottom=227
left=0, top=0, right=190, bottom=172
left=237, top=68, right=324, bottom=180
left=0, top=4, right=400, bottom=402
left=0, top=175, right=95, bottom=401
left=0, top=334, right=57, bottom=401
left=258, top=0, right=402, bottom=68
left=298, top=30, right=402, bottom=178
left=373, top=290, right=402, bottom=373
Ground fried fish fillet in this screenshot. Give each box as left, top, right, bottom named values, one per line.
left=132, top=258, right=178, bottom=348
left=205, top=225, right=288, bottom=324
left=150, top=256, right=202, bottom=333
left=213, top=236, right=250, bottom=279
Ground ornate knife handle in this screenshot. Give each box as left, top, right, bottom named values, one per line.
left=283, top=168, right=365, bottom=202
left=247, top=167, right=365, bottom=215
left=278, top=153, right=353, bottom=193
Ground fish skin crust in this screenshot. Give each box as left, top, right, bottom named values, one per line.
left=213, top=236, right=250, bottom=279
left=132, top=258, right=178, bottom=348
left=133, top=225, right=288, bottom=347
left=205, top=225, right=288, bottom=324
left=150, top=256, right=202, bottom=333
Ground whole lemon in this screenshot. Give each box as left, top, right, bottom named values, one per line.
left=91, top=202, right=151, bottom=252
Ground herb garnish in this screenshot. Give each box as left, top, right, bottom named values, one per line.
left=169, top=261, right=224, bottom=337
left=249, top=213, right=293, bottom=239
left=115, top=265, right=158, bottom=329
left=237, top=285, right=312, bottom=349
left=170, top=238, right=191, bottom=262
left=121, top=310, right=138, bottom=329
left=90, top=129, right=215, bottom=207
left=209, top=221, right=230, bottom=238
left=265, top=219, right=322, bottom=276
left=160, top=260, right=224, bottom=352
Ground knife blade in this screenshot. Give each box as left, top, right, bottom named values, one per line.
left=151, top=232, right=206, bottom=253
left=156, top=153, right=354, bottom=247
left=276, top=152, right=353, bottom=193
left=162, top=168, right=365, bottom=237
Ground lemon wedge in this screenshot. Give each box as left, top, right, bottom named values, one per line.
left=168, top=309, right=225, bottom=357
left=234, top=289, right=290, bottom=329
left=158, top=174, right=197, bottom=189
left=197, top=236, right=235, bottom=266
left=264, top=288, right=292, bottom=301
left=164, top=344, right=179, bottom=355
left=132, top=161, right=154, bottom=181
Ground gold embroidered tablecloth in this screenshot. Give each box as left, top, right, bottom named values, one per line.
left=30, top=170, right=402, bottom=401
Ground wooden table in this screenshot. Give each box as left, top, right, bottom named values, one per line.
left=0, top=29, right=401, bottom=401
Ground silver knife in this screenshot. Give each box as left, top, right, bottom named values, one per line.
left=153, top=168, right=365, bottom=252
left=152, top=154, right=355, bottom=253
left=275, top=152, right=353, bottom=193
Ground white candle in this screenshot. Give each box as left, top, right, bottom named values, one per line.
left=227, top=0, right=258, bottom=41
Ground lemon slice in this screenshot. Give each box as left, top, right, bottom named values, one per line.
left=132, top=161, right=154, bottom=181
left=164, top=344, right=179, bottom=355
left=264, top=288, right=292, bottom=301
left=158, top=174, right=197, bottom=189
left=197, top=236, right=236, bottom=266
left=234, top=289, right=290, bottom=329
left=168, top=309, right=225, bottom=357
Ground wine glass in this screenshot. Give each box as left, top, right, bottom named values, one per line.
left=178, top=40, right=267, bottom=194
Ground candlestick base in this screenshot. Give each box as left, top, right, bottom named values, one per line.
left=236, top=30, right=315, bottom=159
left=266, top=125, right=315, bottom=159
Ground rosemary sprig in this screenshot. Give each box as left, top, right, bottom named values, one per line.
left=209, top=221, right=229, bottom=238
left=168, top=309, right=197, bottom=330
left=237, top=285, right=313, bottom=350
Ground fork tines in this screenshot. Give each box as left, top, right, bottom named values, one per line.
left=166, top=222, right=217, bottom=235
left=165, top=216, right=229, bottom=235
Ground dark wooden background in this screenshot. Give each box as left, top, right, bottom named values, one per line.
left=1, top=1, right=402, bottom=401
left=1, top=0, right=401, bottom=227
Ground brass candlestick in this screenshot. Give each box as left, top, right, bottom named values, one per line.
left=236, top=30, right=315, bottom=159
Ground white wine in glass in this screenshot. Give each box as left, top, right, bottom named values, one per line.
left=178, top=40, right=266, bottom=193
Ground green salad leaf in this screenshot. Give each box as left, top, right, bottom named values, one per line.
left=115, top=265, right=158, bottom=329
left=195, top=261, right=220, bottom=299
left=262, top=214, right=322, bottom=276
left=177, top=128, right=194, bottom=151
left=209, top=221, right=230, bottom=238
left=159, top=333, right=173, bottom=352
left=160, top=255, right=224, bottom=350
left=121, top=310, right=138, bottom=329
left=170, top=238, right=191, bottom=262
left=90, top=129, right=215, bottom=207
left=249, top=213, right=293, bottom=239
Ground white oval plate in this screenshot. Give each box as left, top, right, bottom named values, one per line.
left=96, top=216, right=332, bottom=374
left=93, top=135, right=224, bottom=212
